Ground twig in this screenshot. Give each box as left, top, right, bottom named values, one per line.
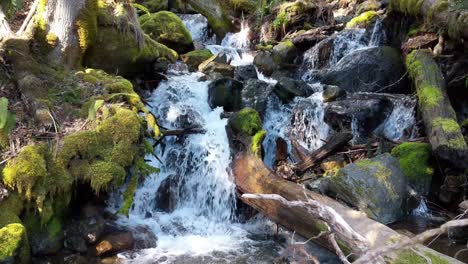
left=17, top=0, right=39, bottom=36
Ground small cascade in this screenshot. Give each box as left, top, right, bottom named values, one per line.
left=221, top=20, right=251, bottom=50
left=179, top=14, right=215, bottom=44
left=375, top=95, right=417, bottom=141
left=368, top=19, right=385, bottom=47
left=263, top=90, right=329, bottom=168
left=412, top=198, right=431, bottom=218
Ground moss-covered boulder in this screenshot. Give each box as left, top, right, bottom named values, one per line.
left=346, top=10, right=379, bottom=29
left=187, top=0, right=232, bottom=38
left=181, top=49, right=213, bottom=71
left=83, top=29, right=177, bottom=77
left=0, top=223, right=30, bottom=264
left=272, top=40, right=298, bottom=65
left=327, top=153, right=408, bottom=224
left=140, top=11, right=194, bottom=54
left=228, top=108, right=263, bottom=136
left=391, top=142, right=434, bottom=195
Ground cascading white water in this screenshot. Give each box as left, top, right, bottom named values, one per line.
left=221, top=20, right=251, bottom=50
left=179, top=13, right=216, bottom=44
left=263, top=89, right=329, bottom=168
left=374, top=95, right=417, bottom=141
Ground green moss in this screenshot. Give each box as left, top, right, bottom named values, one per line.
left=118, top=174, right=138, bottom=217
left=229, top=0, right=256, bottom=13
left=389, top=0, right=424, bottom=15
left=229, top=108, right=263, bottom=136
left=187, top=0, right=232, bottom=38
left=391, top=143, right=433, bottom=192
left=86, top=161, right=126, bottom=193
left=251, top=130, right=267, bottom=157
left=140, top=11, right=193, bottom=53
left=432, top=117, right=462, bottom=134
left=346, top=11, right=378, bottom=28
left=446, top=136, right=467, bottom=150
left=392, top=249, right=449, bottom=264
left=0, top=194, right=23, bottom=228
left=0, top=223, right=30, bottom=264
left=181, top=49, right=213, bottom=70
left=356, top=159, right=391, bottom=182
left=357, top=0, right=380, bottom=14
left=76, top=0, right=98, bottom=52
left=419, top=86, right=443, bottom=108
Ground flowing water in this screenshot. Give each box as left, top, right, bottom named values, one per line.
left=107, top=14, right=339, bottom=264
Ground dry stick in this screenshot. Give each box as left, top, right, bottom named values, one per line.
left=17, top=0, right=39, bottom=36
left=353, top=219, right=468, bottom=264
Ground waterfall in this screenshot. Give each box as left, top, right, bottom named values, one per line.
left=221, top=20, right=251, bottom=50
left=179, top=13, right=215, bottom=44
left=374, top=95, right=417, bottom=141
left=412, top=198, right=431, bottom=218
left=263, top=90, right=329, bottom=168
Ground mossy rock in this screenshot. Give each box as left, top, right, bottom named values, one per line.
left=0, top=223, right=30, bottom=264
left=229, top=0, right=257, bottom=14
left=140, top=11, right=194, bottom=54
left=228, top=108, right=263, bottom=136
left=181, top=49, right=213, bottom=71
left=83, top=28, right=177, bottom=76
left=187, top=0, right=232, bottom=38
left=346, top=10, right=379, bottom=28
left=391, top=142, right=434, bottom=194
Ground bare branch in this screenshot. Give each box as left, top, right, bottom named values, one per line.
left=0, top=5, right=13, bottom=39
left=17, top=0, right=40, bottom=36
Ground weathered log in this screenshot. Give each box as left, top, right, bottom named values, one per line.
left=275, top=137, right=288, bottom=163
left=389, top=0, right=468, bottom=39
left=161, top=127, right=205, bottom=136
left=0, top=5, right=12, bottom=39
left=290, top=138, right=310, bottom=163
left=406, top=50, right=468, bottom=169
left=233, top=152, right=463, bottom=263
left=294, top=132, right=352, bottom=174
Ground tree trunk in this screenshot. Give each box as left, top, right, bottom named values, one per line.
left=389, top=0, right=468, bottom=39
left=0, top=5, right=12, bottom=39
left=40, top=0, right=87, bottom=68
left=406, top=50, right=468, bottom=169
left=233, top=152, right=464, bottom=263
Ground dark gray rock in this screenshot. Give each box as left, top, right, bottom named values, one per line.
left=272, top=40, right=298, bottom=65
left=319, top=46, right=409, bottom=93
left=155, top=174, right=181, bottom=213
left=241, top=79, right=272, bottom=117
left=327, top=153, right=408, bottom=224
left=208, top=77, right=243, bottom=111
left=253, top=51, right=279, bottom=76
left=273, top=77, right=314, bottom=103
left=234, top=65, right=258, bottom=81
left=324, top=93, right=393, bottom=141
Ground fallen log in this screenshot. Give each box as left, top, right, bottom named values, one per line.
left=290, top=138, right=310, bottom=163
left=389, top=0, right=468, bottom=39
left=406, top=50, right=468, bottom=169
left=161, top=127, right=205, bottom=136
left=233, top=152, right=463, bottom=263
left=294, top=132, right=352, bottom=174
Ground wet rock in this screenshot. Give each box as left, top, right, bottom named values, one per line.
left=322, top=85, right=345, bottom=102
left=95, top=232, right=134, bottom=256
left=181, top=49, right=213, bottom=71
left=199, top=58, right=235, bottom=79
left=327, top=153, right=408, bottom=223
left=324, top=93, right=393, bottom=141
left=234, top=65, right=258, bottom=81
left=253, top=51, right=279, bottom=76
left=63, top=214, right=106, bottom=253
left=241, top=79, right=272, bottom=117
left=208, top=78, right=243, bottom=111
left=173, top=109, right=203, bottom=129
left=272, top=40, right=298, bottom=65
left=273, top=77, right=314, bottom=103
left=401, top=33, right=438, bottom=54
left=29, top=219, right=64, bottom=256
left=63, top=254, right=90, bottom=264
left=133, top=225, right=157, bottom=249
left=0, top=183, right=8, bottom=202
left=319, top=46, right=409, bottom=93
left=155, top=174, right=181, bottom=213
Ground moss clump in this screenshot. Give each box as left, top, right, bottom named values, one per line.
left=86, top=161, right=126, bottom=193
left=0, top=223, right=30, bottom=264
left=76, top=0, right=99, bottom=52
left=391, top=142, right=433, bottom=193
left=118, top=174, right=139, bottom=217
left=418, top=86, right=443, bottom=109
left=140, top=11, right=193, bottom=54
left=229, top=108, right=263, bottom=136
left=392, top=249, right=449, bottom=264
left=432, top=117, right=462, bottom=134
left=446, top=136, right=467, bottom=150
left=0, top=193, right=23, bottom=228
left=251, top=130, right=267, bottom=157
left=346, top=11, right=378, bottom=28
left=181, top=49, right=213, bottom=70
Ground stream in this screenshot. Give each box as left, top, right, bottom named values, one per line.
left=107, top=14, right=423, bottom=263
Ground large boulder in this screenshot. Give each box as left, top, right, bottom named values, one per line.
left=319, top=46, right=409, bottom=93
left=84, top=30, right=177, bottom=77
left=186, top=0, right=232, bottom=38
left=324, top=93, right=393, bottom=141
left=272, top=40, right=298, bottom=65
left=95, top=232, right=134, bottom=256
left=199, top=55, right=235, bottom=79
left=140, top=11, right=194, bottom=54
left=208, top=78, right=243, bottom=111
left=273, top=77, right=314, bottom=103
left=241, top=79, right=272, bottom=117
left=328, top=153, right=408, bottom=224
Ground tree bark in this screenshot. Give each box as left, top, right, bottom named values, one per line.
left=233, top=152, right=464, bottom=263
left=406, top=50, right=468, bottom=169
left=0, top=5, right=12, bottom=39
left=389, top=0, right=468, bottom=39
